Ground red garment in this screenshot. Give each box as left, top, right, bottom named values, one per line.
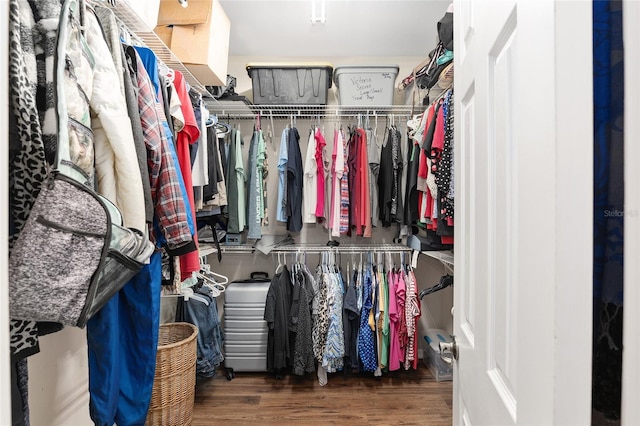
left=173, top=71, right=201, bottom=276
left=441, top=235, right=454, bottom=245
left=357, top=128, right=372, bottom=237
left=418, top=106, right=436, bottom=179
left=314, top=128, right=326, bottom=219
left=425, top=189, right=433, bottom=223
left=430, top=102, right=446, bottom=175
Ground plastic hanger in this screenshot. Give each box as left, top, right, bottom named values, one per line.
left=200, top=263, right=229, bottom=286
left=195, top=272, right=225, bottom=297
left=275, top=252, right=284, bottom=274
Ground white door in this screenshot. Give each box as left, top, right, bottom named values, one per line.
left=622, top=0, right=640, bottom=423
left=453, top=1, right=593, bottom=424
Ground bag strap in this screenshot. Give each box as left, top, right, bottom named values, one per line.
left=53, top=0, right=125, bottom=227
left=54, top=0, right=91, bottom=185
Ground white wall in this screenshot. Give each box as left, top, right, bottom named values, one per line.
left=27, top=329, right=91, bottom=426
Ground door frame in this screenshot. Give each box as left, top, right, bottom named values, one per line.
left=552, top=1, right=594, bottom=423
left=622, top=0, right=640, bottom=423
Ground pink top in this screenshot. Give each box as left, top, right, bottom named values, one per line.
left=395, top=271, right=407, bottom=366
left=387, top=270, right=401, bottom=371
left=314, top=128, right=327, bottom=219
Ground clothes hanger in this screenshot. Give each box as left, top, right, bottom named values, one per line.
left=195, top=272, right=226, bottom=297
left=200, top=269, right=229, bottom=285
left=275, top=252, right=284, bottom=274
left=216, top=122, right=231, bottom=136
left=200, top=263, right=229, bottom=285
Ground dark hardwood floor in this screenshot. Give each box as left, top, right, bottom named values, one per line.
left=193, top=364, right=453, bottom=425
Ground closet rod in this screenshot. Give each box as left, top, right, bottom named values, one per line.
left=202, top=243, right=412, bottom=256
left=270, top=244, right=412, bottom=254
left=207, top=114, right=413, bottom=121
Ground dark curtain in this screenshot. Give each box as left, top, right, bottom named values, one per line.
left=592, top=0, right=624, bottom=421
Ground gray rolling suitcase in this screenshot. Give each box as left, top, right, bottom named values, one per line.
left=223, top=271, right=271, bottom=380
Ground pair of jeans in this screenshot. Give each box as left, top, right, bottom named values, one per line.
left=183, top=285, right=225, bottom=378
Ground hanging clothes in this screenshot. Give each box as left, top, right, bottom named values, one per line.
left=183, top=284, right=225, bottom=378
left=87, top=40, right=194, bottom=426
left=226, top=127, right=240, bottom=233
left=380, top=261, right=391, bottom=370
left=312, top=267, right=330, bottom=364
left=191, top=104, right=210, bottom=190
left=357, top=128, right=372, bottom=237
left=343, top=269, right=360, bottom=371
left=276, top=127, right=290, bottom=222
left=286, top=127, right=304, bottom=232
left=367, top=126, right=381, bottom=228
left=128, top=47, right=193, bottom=253
left=347, top=129, right=359, bottom=235
left=357, top=266, right=377, bottom=372
left=8, top=0, right=50, bottom=361
left=329, top=128, right=345, bottom=237
left=235, top=128, right=246, bottom=231
left=169, top=70, right=201, bottom=276
left=264, top=266, right=293, bottom=372
left=404, top=266, right=421, bottom=370
left=290, top=265, right=316, bottom=376
left=321, top=266, right=345, bottom=373
left=246, top=129, right=263, bottom=239
left=95, top=5, right=153, bottom=225
left=315, top=127, right=327, bottom=221
left=303, top=129, right=318, bottom=223
left=257, top=128, right=269, bottom=226
left=339, top=132, right=350, bottom=235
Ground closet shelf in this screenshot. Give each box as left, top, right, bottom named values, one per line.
left=199, top=243, right=413, bottom=256
left=109, top=0, right=211, bottom=96
left=421, top=250, right=454, bottom=274
left=204, top=103, right=419, bottom=119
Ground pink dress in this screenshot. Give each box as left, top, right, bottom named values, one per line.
left=387, top=270, right=401, bottom=371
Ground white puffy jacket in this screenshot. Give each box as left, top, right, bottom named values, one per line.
left=85, top=8, right=145, bottom=233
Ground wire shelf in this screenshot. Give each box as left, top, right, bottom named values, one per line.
left=203, top=102, right=419, bottom=119
left=199, top=243, right=413, bottom=256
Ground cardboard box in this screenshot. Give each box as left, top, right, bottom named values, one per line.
left=157, top=0, right=213, bottom=26
left=170, top=0, right=230, bottom=86
left=122, top=0, right=160, bottom=30
left=153, top=25, right=173, bottom=47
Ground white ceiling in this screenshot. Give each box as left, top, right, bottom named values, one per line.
left=218, top=0, right=452, bottom=58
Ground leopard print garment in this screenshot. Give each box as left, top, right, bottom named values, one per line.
left=8, top=0, right=49, bottom=358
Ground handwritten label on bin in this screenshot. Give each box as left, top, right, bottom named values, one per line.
left=343, top=71, right=394, bottom=104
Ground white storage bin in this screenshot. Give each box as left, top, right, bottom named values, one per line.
left=422, top=329, right=453, bottom=382
left=334, top=65, right=399, bottom=106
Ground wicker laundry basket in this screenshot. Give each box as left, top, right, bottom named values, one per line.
left=146, top=322, right=198, bottom=426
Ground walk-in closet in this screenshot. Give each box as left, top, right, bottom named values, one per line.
left=4, top=0, right=638, bottom=425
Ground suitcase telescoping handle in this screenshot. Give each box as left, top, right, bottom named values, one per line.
left=251, top=271, right=269, bottom=280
